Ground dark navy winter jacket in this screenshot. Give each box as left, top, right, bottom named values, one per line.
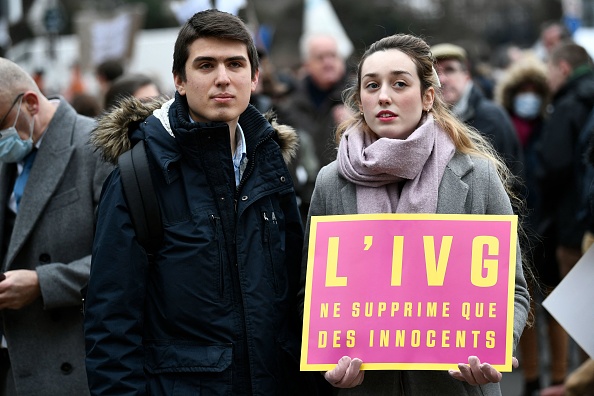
left=84, top=95, right=314, bottom=395
left=536, top=68, right=594, bottom=247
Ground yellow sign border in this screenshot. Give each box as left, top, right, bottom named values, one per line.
left=300, top=213, right=518, bottom=372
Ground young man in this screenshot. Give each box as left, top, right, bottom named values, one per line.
left=84, top=10, right=324, bottom=396
left=538, top=41, right=594, bottom=280
left=0, top=58, right=112, bottom=395
left=535, top=43, right=594, bottom=396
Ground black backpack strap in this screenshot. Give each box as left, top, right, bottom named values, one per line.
left=117, top=141, right=163, bottom=254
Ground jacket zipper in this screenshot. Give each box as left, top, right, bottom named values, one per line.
left=234, top=132, right=274, bottom=206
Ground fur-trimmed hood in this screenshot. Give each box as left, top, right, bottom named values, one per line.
left=90, top=95, right=299, bottom=166
left=494, top=56, right=550, bottom=115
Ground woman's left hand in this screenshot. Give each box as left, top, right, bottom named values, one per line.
left=449, top=356, right=519, bottom=385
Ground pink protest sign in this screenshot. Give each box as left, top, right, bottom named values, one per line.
left=301, top=213, right=518, bottom=372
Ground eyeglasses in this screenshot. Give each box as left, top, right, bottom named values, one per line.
left=0, top=93, right=25, bottom=129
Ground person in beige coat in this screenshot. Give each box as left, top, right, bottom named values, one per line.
left=301, top=34, right=530, bottom=395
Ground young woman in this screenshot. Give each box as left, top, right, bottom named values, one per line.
left=303, top=33, right=530, bottom=395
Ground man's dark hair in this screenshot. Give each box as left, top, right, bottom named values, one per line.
left=172, top=9, right=259, bottom=81
left=96, top=59, right=125, bottom=82
left=104, top=73, right=161, bottom=110
left=540, top=21, right=571, bottom=41
left=550, top=41, right=593, bottom=69
left=70, top=93, right=102, bottom=118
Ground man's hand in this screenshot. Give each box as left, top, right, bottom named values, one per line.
left=324, top=356, right=364, bottom=388
left=0, top=270, right=41, bottom=310
left=449, top=355, right=519, bottom=385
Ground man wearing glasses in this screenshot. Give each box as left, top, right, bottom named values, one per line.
left=0, top=57, right=112, bottom=395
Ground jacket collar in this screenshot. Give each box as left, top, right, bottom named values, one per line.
left=553, top=68, right=594, bottom=103
left=91, top=94, right=299, bottom=173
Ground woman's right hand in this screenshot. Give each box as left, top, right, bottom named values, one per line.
left=324, top=356, right=365, bottom=388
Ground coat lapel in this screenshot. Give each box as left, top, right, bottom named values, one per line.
left=6, top=100, right=76, bottom=266
left=436, top=153, right=473, bottom=214
left=339, top=176, right=357, bottom=215
left=0, top=163, right=16, bottom=267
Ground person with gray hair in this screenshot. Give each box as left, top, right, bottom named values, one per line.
left=0, top=57, right=112, bottom=395
left=276, top=32, right=349, bottom=223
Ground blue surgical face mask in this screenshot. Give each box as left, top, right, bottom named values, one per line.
left=0, top=95, right=34, bottom=163
left=513, top=92, right=542, bottom=120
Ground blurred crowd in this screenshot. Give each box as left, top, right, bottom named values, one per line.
left=2, top=15, right=594, bottom=396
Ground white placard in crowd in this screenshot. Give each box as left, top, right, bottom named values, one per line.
left=90, top=13, right=131, bottom=66
left=543, top=244, right=594, bottom=359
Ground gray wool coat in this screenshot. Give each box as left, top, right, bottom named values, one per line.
left=303, top=152, right=530, bottom=396
left=0, top=98, right=112, bottom=395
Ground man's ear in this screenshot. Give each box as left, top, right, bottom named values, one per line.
left=174, top=74, right=186, bottom=95
left=22, top=91, right=40, bottom=115
left=559, top=60, right=572, bottom=77
left=251, top=69, right=260, bottom=92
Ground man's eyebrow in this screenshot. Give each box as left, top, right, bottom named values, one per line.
left=192, top=55, right=248, bottom=63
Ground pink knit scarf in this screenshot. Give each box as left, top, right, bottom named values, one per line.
left=337, top=115, right=455, bottom=214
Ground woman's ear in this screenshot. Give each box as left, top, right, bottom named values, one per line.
left=423, top=87, right=435, bottom=112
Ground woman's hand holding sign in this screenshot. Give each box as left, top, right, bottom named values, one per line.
left=449, top=355, right=519, bottom=385
left=324, top=356, right=365, bottom=388
left=325, top=354, right=519, bottom=389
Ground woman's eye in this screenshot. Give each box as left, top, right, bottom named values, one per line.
left=394, top=81, right=407, bottom=88
left=366, top=82, right=379, bottom=89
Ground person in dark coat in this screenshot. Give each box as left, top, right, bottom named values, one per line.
left=537, top=41, right=594, bottom=278
left=534, top=41, right=594, bottom=395
left=432, top=43, right=524, bottom=182
left=84, top=10, right=328, bottom=396
left=276, top=33, right=350, bottom=222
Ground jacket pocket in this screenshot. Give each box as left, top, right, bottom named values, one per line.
left=261, top=208, right=287, bottom=295
left=261, top=210, right=277, bottom=294
left=145, top=341, right=232, bottom=373
left=209, top=214, right=225, bottom=299
left=45, top=188, right=80, bottom=212
left=145, top=342, right=233, bottom=395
